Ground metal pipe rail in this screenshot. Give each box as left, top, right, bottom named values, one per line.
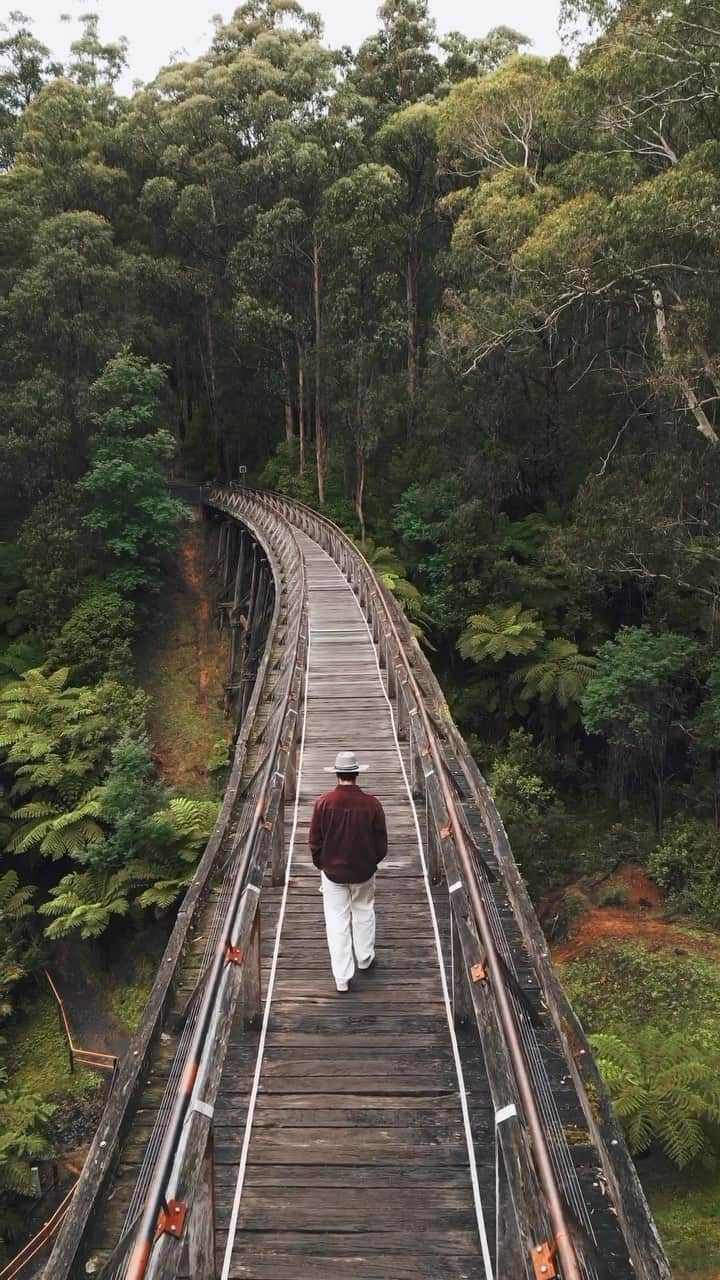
left=213, top=487, right=670, bottom=1280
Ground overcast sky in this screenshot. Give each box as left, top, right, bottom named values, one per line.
left=8, top=0, right=563, bottom=91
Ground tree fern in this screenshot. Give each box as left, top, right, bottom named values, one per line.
left=459, top=603, right=545, bottom=664
left=39, top=868, right=132, bottom=939
left=591, top=1028, right=720, bottom=1167
left=0, top=1070, right=54, bottom=1197
left=510, top=638, right=597, bottom=717
left=129, top=798, right=218, bottom=911
left=0, top=872, right=34, bottom=922
left=8, top=790, right=104, bottom=859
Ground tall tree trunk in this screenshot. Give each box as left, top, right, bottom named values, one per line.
left=175, top=338, right=188, bottom=443
left=202, top=298, right=225, bottom=475
left=406, top=238, right=419, bottom=435
left=297, top=338, right=307, bottom=476
left=355, top=360, right=367, bottom=541
left=653, top=287, right=718, bottom=444
left=355, top=443, right=366, bottom=544
left=313, top=237, right=325, bottom=504
left=280, top=349, right=295, bottom=443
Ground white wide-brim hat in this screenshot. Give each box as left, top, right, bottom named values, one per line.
left=323, top=750, right=369, bottom=774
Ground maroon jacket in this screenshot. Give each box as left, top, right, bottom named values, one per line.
left=309, top=784, right=388, bottom=885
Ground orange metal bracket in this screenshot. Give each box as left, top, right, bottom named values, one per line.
left=225, top=945, right=244, bottom=966
left=531, top=1242, right=557, bottom=1279
left=156, top=1200, right=188, bottom=1241
left=471, top=960, right=488, bottom=983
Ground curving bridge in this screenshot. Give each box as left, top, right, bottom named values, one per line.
left=46, top=489, right=671, bottom=1280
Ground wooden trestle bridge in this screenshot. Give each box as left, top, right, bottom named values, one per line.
left=45, top=489, right=671, bottom=1280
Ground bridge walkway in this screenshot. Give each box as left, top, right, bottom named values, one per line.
left=211, top=534, right=495, bottom=1280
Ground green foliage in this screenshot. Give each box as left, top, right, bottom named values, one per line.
left=597, top=882, right=630, bottom=908
left=459, top=604, right=545, bottom=663
left=87, top=734, right=168, bottom=872
left=208, top=739, right=231, bottom=778
left=0, top=1070, right=54, bottom=1196
left=0, top=666, right=146, bottom=809
left=132, top=797, right=218, bottom=910
left=47, top=588, right=135, bottom=683
left=583, top=628, right=698, bottom=753
left=0, top=871, right=36, bottom=1025
left=8, top=791, right=104, bottom=860
left=561, top=941, right=720, bottom=1049
left=259, top=443, right=318, bottom=505
left=79, top=353, right=191, bottom=593
left=491, top=730, right=569, bottom=896
left=583, top=628, right=699, bottom=826
left=591, top=1028, right=720, bottom=1167
left=510, top=639, right=597, bottom=714
left=548, top=887, right=588, bottom=941
left=650, top=818, right=720, bottom=925
left=15, top=489, right=90, bottom=635
left=39, top=867, right=133, bottom=939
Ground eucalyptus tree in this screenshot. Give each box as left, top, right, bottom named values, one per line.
left=351, top=0, right=441, bottom=120
left=0, top=10, right=60, bottom=168
left=376, top=103, right=440, bottom=429
left=320, top=162, right=407, bottom=534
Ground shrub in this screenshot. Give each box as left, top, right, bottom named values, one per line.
left=491, top=730, right=568, bottom=897
left=547, top=888, right=588, bottom=941
left=649, top=818, right=720, bottom=924
left=591, top=1028, right=720, bottom=1168
left=47, top=589, right=135, bottom=683
left=597, top=883, right=630, bottom=908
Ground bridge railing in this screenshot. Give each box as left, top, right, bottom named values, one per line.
left=238, top=488, right=670, bottom=1280
left=47, top=502, right=305, bottom=1280
left=117, top=496, right=307, bottom=1280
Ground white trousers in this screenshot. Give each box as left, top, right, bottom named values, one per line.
left=321, top=872, right=376, bottom=988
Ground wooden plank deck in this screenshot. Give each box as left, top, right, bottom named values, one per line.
left=214, top=536, right=495, bottom=1280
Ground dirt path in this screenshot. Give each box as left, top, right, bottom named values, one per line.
left=181, top=534, right=210, bottom=709
left=138, top=519, right=230, bottom=795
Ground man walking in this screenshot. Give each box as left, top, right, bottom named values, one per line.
left=309, top=751, right=388, bottom=992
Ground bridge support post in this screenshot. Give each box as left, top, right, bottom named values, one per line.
left=188, top=1130, right=217, bottom=1280
left=496, top=1147, right=528, bottom=1280
left=272, top=792, right=286, bottom=887
left=242, top=910, right=262, bottom=1030
left=395, top=668, right=409, bottom=741
left=426, top=793, right=441, bottom=885
left=285, top=742, right=298, bottom=805
left=451, top=914, right=469, bottom=1029
left=226, top=531, right=248, bottom=715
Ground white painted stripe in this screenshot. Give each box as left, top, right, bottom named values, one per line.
left=191, top=1099, right=214, bottom=1121
left=347, top=562, right=496, bottom=1280
left=448, top=880, right=463, bottom=895
left=495, top=1104, right=518, bottom=1126
left=220, top=626, right=312, bottom=1280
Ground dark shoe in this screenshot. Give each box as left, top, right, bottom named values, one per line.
left=358, top=955, right=376, bottom=973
